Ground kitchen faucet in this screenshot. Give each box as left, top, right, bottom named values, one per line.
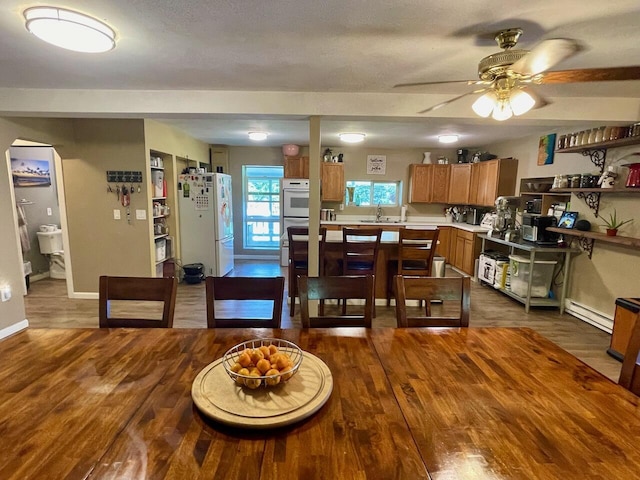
left=376, top=204, right=383, bottom=222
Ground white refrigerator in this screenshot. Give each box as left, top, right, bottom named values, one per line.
left=178, top=173, right=234, bottom=276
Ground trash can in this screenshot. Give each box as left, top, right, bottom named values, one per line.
left=433, top=256, right=445, bottom=277
left=508, top=255, right=557, bottom=298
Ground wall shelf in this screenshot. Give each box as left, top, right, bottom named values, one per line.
left=549, top=187, right=640, bottom=216
left=547, top=226, right=640, bottom=259
left=555, top=135, right=640, bottom=154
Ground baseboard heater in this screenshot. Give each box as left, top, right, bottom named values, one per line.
left=565, top=299, right=613, bottom=334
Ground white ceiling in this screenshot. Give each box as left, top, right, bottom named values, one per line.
left=1, top=1, right=639, bottom=148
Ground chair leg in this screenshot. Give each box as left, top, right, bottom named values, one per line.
left=424, top=300, right=431, bottom=317
left=290, top=293, right=296, bottom=316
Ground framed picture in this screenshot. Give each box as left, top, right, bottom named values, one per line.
left=537, top=134, right=556, bottom=166
left=367, top=155, right=386, bottom=175
left=11, top=158, right=51, bottom=187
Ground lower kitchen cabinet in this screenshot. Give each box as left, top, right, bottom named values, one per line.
left=434, top=226, right=450, bottom=262
left=449, top=228, right=478, bottom=275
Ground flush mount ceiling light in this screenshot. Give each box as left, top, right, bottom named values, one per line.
left=339, top=133, right=366, bottom=143
left=438, top=135, right=459, bottom=144
left=248, top=132, right=268, bottom=141
left=23, top=7, right=116, bottom=53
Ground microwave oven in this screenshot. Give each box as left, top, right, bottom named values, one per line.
left=521, top=214, right=559, bottom=243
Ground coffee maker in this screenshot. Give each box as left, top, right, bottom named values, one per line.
left=457, top=149, right=469, bottom=163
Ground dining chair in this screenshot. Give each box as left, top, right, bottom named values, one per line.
left=287, top=226, right=327, bottom=316
left=205, top=276, right=285, bottom=328
left=394, top=275, right=470, bottom=328
left=618, top=317, right=640, bottom=396
left=298, top=275, right=374, bottom=328
left=387, top=227, right=440, bottom=310
left=341, top=227, right=382, bottom=316
left=98, top=275, right=177, bottom=328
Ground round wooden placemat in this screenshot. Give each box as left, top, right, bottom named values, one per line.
left=192, top=351, right=333, bottom=429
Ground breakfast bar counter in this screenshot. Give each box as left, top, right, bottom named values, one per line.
left=1, top=327, right=639, bottom=479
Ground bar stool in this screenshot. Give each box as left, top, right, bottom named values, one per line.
left=288, top=226, right=327, bottom=316
left=341, top=227, right=382, bottom=316
left=387, top=227, right=440, bottom=312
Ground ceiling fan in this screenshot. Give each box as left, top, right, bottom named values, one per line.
left=394, top=28, right=640, bottom=121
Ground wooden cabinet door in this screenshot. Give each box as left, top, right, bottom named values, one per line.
left=462, top=235, right=475, bottom=275
left=430, top=165, right=450, bottom=203
left=448, top=164, right=472, bottom=204
left=434, top=226, right=450, bottom=262
left=453, top=234, right=466, bottom=271
left=481, top=160, right=500, bottom=206
left=469, top=163, right=482, bottom=205
left=321, top=163, right=344, bottom=201
left=409, top=164, right=431, bottom=203
left=284, top=156, right=309, bottom=178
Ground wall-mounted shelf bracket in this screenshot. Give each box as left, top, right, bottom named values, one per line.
left=575, top=191, right=602, bottom=216
left=581, top=149, right=606, bottom=174
left=576, top=236, right=595, bottom=259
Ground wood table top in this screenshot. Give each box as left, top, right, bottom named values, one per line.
left=1, top=327, right=639, bottom=479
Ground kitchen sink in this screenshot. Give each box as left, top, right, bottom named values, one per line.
left=360, top=219, right=401, bottom=224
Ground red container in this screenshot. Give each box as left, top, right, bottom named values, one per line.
left=626, top=163, right=640, bottom=188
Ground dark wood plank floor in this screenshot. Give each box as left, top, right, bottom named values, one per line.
left=23, top=260, right=622, bottom=381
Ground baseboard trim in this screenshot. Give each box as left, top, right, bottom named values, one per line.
left=565, top=299, right=613, bottom=334
left=0, top=320, right=29, bottom=340
left=235, top=255, right=280, bottom=260
left=70, top=292, right=99, bottom=300
left=30, top=272, right=50, bottom=282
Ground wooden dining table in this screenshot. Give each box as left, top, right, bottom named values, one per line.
left=1, top=327, right=640, bottom=479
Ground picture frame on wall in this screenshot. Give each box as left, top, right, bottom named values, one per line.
left=537, top=134, right=556, bottom=166
left=11, top=158, right=51, bottom=187
left=367, top=155, right=386, bottom=175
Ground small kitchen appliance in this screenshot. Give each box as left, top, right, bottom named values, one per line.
left=489, top=196, right=520, bottom=240
left=521, top=214, right=559, bottom=244
left=466, top=207, right=488, bottom=225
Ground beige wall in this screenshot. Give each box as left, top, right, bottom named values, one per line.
left=490, top=130, right=640, bottom=317
left=0, top=117, right=76, bottom=332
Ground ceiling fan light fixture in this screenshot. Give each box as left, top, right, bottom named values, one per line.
left=491, top=100, right=513, bottom=121
left=472, top=92, right=497, bottom=118
left=509, top=89, right=536, bottom=116
left=339, top=133, right=366, bottom=143
left=23, top=7, right=115, bottom=53
left=248, top=132, right=268, bottom=141
left=438, top=135, right=459, bottom=144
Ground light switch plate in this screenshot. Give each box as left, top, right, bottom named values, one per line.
left=1, top=286, right=11, bottom=302
left=113, top=209, right=121, bottom=220
left=47, top=207, right=52, bottom=216
left=136, top=209, right=146, bottom=220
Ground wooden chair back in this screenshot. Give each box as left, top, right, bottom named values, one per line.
left=287, top=227, right=327, bottom=316
left=99, top=276, right=177, bottom=328
left=298, top=275, right=374, bottom=328
left=619, top=318, right=640, bottom=396
left=205, top=276, right=285, bottom=328
left=397, top=228, right=440, bottom=275
left=394, top=275, right=470, bottom=328
left=342, top=227, right=382, bottom=275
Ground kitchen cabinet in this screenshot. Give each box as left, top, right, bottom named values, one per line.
left=608, top=298, right=640, bottom=361
left=408, top=164, right=450, bottom=204
left=434, top=226, right=451, bottom=262
left=284, top=156, right=309, bottom=179
left=321, top=162, right=344, bottom=201
left=150, top=150, right=174, bottom=278
left=448, top=228, right=478, bottom=275
left=448, top=164, right=472, bottom=204
left=469, top=158, right=519, bottom=207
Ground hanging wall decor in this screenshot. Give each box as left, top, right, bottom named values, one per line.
left=367, top=155, right=386, bottom=174
left=537, top=134, right=556, bottom=166
left=11, top=158, right=51, bottom=187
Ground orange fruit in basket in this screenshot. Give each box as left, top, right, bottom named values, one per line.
left=257, top=358, right=271, bottom=374
left=250, top=349, right=265, bottom=364
left=238, top=352, right=252, bottom=368
left=230, top=362, right=242, bottom=373
left=268, top=344, right=279, bottom=356
left=275, top=355, right=290, bottom=370
left=236, top=367, right=250, bottom=385
left=258, top=346, right=271, bottom=360
left=265, top=369, right=281, bottom=386
left=245, top=372, right=262, bottom=389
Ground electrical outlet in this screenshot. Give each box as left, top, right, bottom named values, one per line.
left=113, top=209, right=121, bottom=220
left=1, top=286, right=11, bottom=302
left=46, top=207, right=52, bottom=216
left=339, top=203, right=344, bottom=211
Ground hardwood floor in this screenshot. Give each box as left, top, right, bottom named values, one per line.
left=23, top=259, right=622, bottom=381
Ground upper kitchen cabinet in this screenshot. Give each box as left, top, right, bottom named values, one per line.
left=321, top=162, right=344, bottom=201
left=448, top=164, right=472, bottom=204
left=469, top=158, right=518, bottom=207
left=284, top=156, right=309, bottom=179
left=409, top=164, right=450, bottom=203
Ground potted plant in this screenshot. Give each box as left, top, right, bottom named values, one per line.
left=598, top=210, right=633, bottom=236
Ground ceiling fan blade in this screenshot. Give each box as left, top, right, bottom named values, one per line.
left=394, top=79, right=486, bottom=88
left=535, top=66, right=640, bottom=84
left=418, top=89, right=487, bottom=114
left=510, top=38, right=583, bottom=76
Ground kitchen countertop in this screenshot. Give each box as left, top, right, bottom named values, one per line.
left=320, top=219, right=489, bottom=233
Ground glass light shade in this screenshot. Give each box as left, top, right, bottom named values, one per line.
left=438, top=135, right=459, bottom=144
left=24, top=7, right=115, bottom=53
left=491, top=101, right=513, bottom=121
left=471, top=92, right=497, bottom=118
left=339, top=133, right=365, bottom=143
left=509, top=89, right=536, bottom=116
left=248, top=132, right=268, bottom=141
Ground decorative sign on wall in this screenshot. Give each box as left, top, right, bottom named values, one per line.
left=367, top=155, right=386, bottom=175
left=537, top=134, right=556, bottom=166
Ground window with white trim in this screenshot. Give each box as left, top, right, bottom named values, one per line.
left=345, top=180, right=401, bottom=206
left=243, top=166, right=283, bottom=249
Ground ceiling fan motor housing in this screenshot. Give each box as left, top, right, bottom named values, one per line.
left=478, top=49, right=528, bottom=80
